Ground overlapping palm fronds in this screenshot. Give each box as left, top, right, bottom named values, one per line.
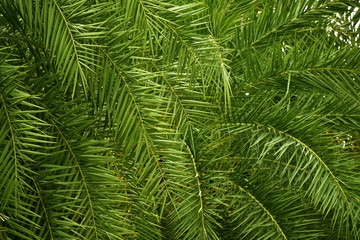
left=0, top=0, right=360, bottom=239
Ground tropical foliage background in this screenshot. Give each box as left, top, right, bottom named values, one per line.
left=1, top=0, right=360, bottom=239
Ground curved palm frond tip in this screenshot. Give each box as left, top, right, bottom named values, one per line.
left=0, top=0, right=360, bottom=239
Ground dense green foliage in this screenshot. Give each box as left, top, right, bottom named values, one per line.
left=1, top=0, right=360, bottom=239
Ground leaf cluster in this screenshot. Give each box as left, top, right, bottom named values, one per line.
left=0, top=0, right=360, bottom=239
